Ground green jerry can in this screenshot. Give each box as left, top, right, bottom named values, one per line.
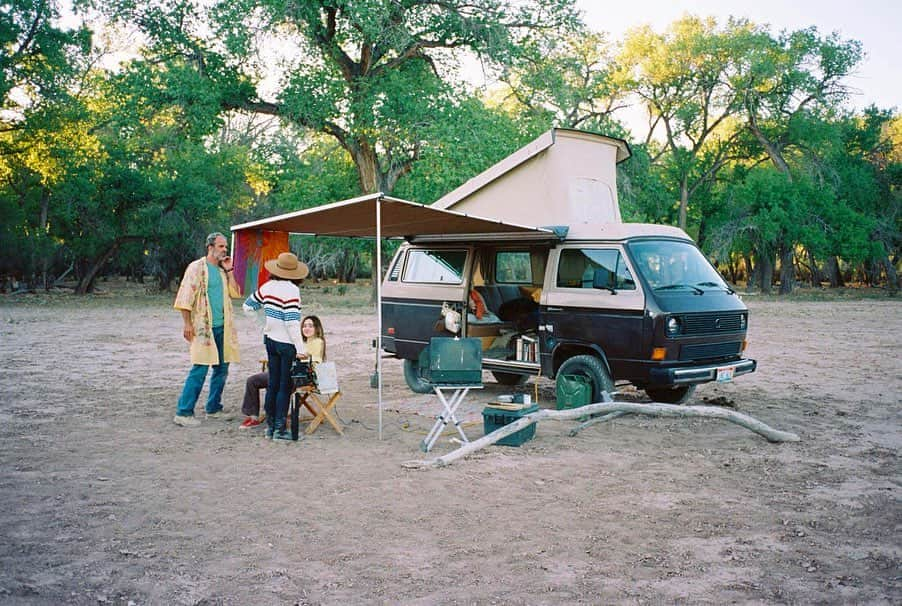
left=556, top=374, right=592, bottom=409
left=424, top=337, right=483, bottom=385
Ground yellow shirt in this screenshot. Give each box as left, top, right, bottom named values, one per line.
left=173, top=258, right=241, bottom=365
left=304, top=337, right=325, bottom=364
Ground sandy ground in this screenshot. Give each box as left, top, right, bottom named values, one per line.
left=0, top=284, right=899, bottom=605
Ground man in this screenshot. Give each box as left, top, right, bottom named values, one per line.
left=172, top=232, right=242, bottom=426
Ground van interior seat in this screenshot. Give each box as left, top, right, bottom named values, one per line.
left=474, top=285, right=522, bottom=314
left=467, top=285, right=518, bottom=341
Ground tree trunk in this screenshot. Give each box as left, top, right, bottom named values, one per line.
left=881, top=254, right=899, bottom=295
left=727, top=256, right=738, bottom=284
left=156, top=268, right=175, bottom=293
left=743, top=254, right=755, bottom=292
left=806, top=249, right=822, bottom=287
left=778, top=244, right=794, bottom=295
left=75, top=245, right=120, bottom=294
left=74, top=237, right=142, bottom=294
left=748, top=117, right=792, bottom=176
left=402, top=401, right=800, bottom=469
left=39, top=188, right=51, bottom=291
left=336, top=247, right=358, bottom=283
left=351, top=140, right=381, bottom=195
left=758, top=252, right=774, bottom=294
left=678, top=180, right=689, bottom=231
left=862, top=260, right=878, bottom=287
left=826, top=256, right=844, bottom=288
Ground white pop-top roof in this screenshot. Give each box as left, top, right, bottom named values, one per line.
left=432, top=128, right=631, bottom=227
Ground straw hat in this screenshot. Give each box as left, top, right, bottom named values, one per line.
left=264, top=252, right=309, bottom=280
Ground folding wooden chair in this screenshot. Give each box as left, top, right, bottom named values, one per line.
left=294, top=362, right=343, bottom=436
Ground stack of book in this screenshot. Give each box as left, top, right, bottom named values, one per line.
left=515, top=334, right=537, bottom=362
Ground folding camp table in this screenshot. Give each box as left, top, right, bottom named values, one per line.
left=421, top=384, right=483, bottom=453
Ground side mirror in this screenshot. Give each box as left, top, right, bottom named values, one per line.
left=592, top=269, right=616, bottom=293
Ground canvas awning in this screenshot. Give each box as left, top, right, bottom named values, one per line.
left=230, top=193, right=554, bottom=440
left=230, top=193, right=555, bottom=240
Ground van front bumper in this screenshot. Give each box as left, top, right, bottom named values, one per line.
left=648, top=358, right=757, bottom=386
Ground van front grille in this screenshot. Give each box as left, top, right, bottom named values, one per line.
left=681, top=313, right=744, bottom=335
left=679, top=341, right=742, bottom=361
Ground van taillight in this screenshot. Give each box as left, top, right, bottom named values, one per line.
left=387, top=327, right=395, bottom=335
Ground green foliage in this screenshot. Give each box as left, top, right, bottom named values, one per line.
left=498, top=26, right=625, bottom=134
left=392, top=98, right=543, bottom=204
left=201, top=0, right=579, bottom=192
left=1, top=0, right=91, bottom=111
left=617, top=144, right=674, bottom=224
left=1, top=3, right=898, bottom=294
left=618, top=16, right=757, bottom=229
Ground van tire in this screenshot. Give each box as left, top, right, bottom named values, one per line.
left=557, top=355, right=614, bottom=402
left=645, top=385, right=696, bottom=404
left=492, top=371, right=529, bottom=386
left=403, top=356, right=434, bottom=394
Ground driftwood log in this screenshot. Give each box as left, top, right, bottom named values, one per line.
left=401, top=401, right=800, bottom=469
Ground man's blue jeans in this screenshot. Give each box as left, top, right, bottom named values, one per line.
left=176, top=326, right=229, bottom=417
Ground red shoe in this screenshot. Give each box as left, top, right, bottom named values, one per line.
left=239, top=416, right=263, bottom=429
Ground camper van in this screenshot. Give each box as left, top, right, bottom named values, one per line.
left=379, top=129, right=756, bottom=403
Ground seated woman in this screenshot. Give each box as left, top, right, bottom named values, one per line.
left=239, top=315, right=327, bottom=429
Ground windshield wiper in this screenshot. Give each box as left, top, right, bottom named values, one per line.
left=695, top=281, right=735, bottom=294
left=655, top=283, right=704, bottom=295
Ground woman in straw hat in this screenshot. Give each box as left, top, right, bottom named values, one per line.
left=243, top=252, right=309, bottom=441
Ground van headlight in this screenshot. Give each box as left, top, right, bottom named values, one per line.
left=740, top=313, right=747, bottom=330
left=666, top=316, right=681, bottom=336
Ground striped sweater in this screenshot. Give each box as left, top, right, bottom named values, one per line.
left=243, top=279, right=304, bottom=353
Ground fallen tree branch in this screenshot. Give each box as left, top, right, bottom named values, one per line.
left=569, top=410, right=632, bottom=436
left=401, top=401, right=800, bottom=469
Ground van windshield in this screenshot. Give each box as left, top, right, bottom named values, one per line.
left=628, top=240, right=731, bottom=292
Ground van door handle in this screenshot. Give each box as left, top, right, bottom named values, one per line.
left=547, top=307, right=563, bottom=312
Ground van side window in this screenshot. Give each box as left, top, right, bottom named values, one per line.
left=495, top=251, right=532, bottom=284
left=403, top=250, right=467, bottom=284
left=557, top=249, right=636, bottom=290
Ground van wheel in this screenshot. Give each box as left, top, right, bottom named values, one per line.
left=645, top=385, right=696, bottom=404
left=557, top=355, right=614, bottom=402
left=492, top=371, right=529, bottom=386
left=403, top=354, right=434, bottom=394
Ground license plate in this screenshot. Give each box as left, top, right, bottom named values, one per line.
left=716, top=366, right=735, bottom=383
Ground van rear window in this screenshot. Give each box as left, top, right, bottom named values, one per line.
left=495, top=251, right=532, bottom=284
left=403, top=250, right=467, bottom=284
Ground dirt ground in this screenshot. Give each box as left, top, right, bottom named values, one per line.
left=0, top=283, right=899, bottom=605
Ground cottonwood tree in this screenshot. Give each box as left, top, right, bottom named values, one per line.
left=619, top=16, right=753, bottom=231
left=87, top=0, right=579, bottom=293
left=1, top=0, right=90, bottom=120
left=89, top=0, right=580, bottom=196
left=1, top=0, right=92, bottom=287
left=727, top=27, right=863, bottom=293
left=60, top=65, right=256, bottom=293
left=823, top=109, right=901, bottom=293
left=497, top=27, right=627, bottom=134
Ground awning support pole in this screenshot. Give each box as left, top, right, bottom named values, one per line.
left=376, top=195, right=383, bottom=440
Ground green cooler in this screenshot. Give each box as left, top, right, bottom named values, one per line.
left=482, top=403, right=539, bottom=446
